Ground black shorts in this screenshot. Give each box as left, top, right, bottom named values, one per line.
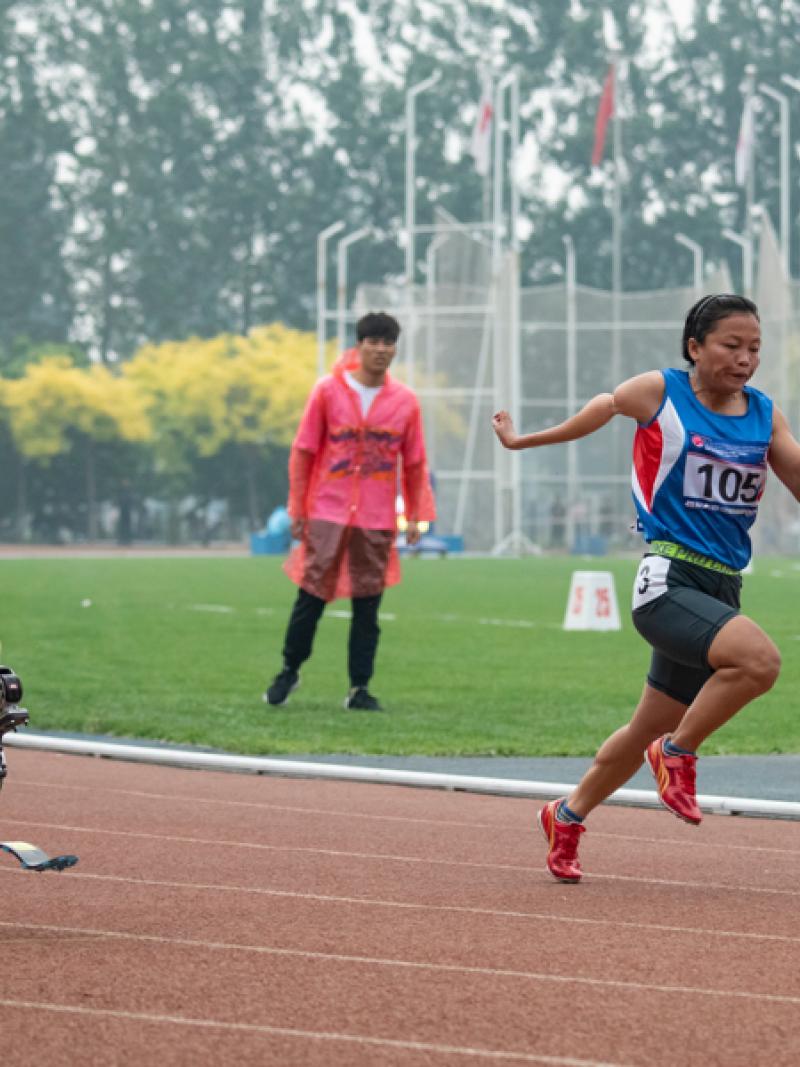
left=631, top=554, right=741, bottom=706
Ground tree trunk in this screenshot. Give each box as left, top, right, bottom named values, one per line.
left=16, top=456, right=28, bottom=542
left=86, top=440, right=97, bottom=540
left=241, top=238, right=253, bottom=335
left=245, top=445, right=260, bottom=531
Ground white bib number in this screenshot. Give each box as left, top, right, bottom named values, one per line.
left=632, top=555, right=670, bottom=610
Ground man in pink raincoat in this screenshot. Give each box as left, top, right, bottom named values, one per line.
left=265, top=312, right=436, bottom=711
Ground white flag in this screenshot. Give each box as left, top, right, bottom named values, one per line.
left=470, top=79, right=493, bottom=176
left=735, top=96, right=755, bottom=187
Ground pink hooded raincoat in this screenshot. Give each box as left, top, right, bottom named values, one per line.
left=283, top=351, right=436, bottom=602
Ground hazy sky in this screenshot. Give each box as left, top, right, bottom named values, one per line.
left=665, top=0, right=695, bottom=30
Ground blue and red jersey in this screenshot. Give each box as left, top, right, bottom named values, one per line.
left=632, top=368, right=773, bottom=571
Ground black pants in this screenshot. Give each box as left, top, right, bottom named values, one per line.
left=282, top=588, right=382, bottom=688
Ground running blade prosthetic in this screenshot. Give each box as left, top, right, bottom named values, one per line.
left=0, top=841, right=79, bottom=872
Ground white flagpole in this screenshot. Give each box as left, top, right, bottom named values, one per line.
left=563, top=235, right=578, bottom=552
left=781, top=74, right=800, bottom=275
left=722, top=228, right=753, bottom=296
left=336, top=227, right=371, bottom=355
left=405, top=73, right=440, bottom=386
left=610, top=53, right=624, bottom=540
left=316, top=220, right=345, bottom=379
left=675, top=233, right=704, bottom=297
left=759, top=82, right=790, bottom=277
left=742, top=65, right=757, bottom=246
left=611, top=57, right=622, bottom=387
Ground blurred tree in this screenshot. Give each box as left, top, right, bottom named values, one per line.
left=522, top=0, right=800, bottom=289
left=7, top=0, right=800, bottom=357
left=1, top=356, right=151, bottom=538
left=0, top=7, right=75, bottom=350
left=125, top=322, right=317, bottom=528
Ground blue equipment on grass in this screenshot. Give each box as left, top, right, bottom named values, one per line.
left=251, top=505, right=292, bottom=555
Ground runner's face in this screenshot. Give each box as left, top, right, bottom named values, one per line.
left=358, top=336, right=396, bottom=376
left=690, top=313, right=761, bottom=391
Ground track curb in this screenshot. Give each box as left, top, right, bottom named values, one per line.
left=7, top=732, right=800, bottom=820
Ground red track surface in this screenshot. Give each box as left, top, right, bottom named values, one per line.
left=1, top=748, right=799, bottom=1066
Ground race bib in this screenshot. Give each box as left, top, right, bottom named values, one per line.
left=682, top=434, right=767, bottom=516
left=632, top=555, right=670, bottom=610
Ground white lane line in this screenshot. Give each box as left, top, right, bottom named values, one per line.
left=591, top=830, right=800, bottom=856
left=1, top=919, right=799, bottom=1007
left=4, top=866, right=799, bottom=947
left=0, top=998, right=623, bottom=1067
left=14, top=780, right=800, bottom=856
left=1, top=815, right=800, bottom=900
left=15, top=780, right=515, bottom=829
left=3, top=817, right=800, bottom=898
left=0, top=936, right=105, bottom=946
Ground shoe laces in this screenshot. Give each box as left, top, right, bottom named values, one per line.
left=553, top=818, right=584, bottom=856
left=672, top=754, right=696, bottom=794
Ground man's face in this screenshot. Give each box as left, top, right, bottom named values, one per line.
left=358, top=335, right=397, bottom=375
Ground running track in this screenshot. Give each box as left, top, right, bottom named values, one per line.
left=1, top=749, right=799, bottom=1066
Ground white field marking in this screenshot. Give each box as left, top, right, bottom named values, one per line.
left=326, top=610, right=396, bottom=621
left=187, top=604, right=235, bottom=614
left=0, top=998, right=624, bottom=1067
left=435, top=613, right=560, bottom=630
left=1, top=919, right=799, bottom=1007
left=4, top=866, right=800, bottom=948
left=3, top=818, right=800, bottom=897
left=13, top=779, right=800, bottom=857
left=255, top=607, right=276, bottom=615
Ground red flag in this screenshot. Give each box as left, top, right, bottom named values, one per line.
left=591, top=64, right=615, bottom=167
left=470, top=79, right=494, bottom=176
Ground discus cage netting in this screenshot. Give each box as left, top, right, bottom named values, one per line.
left=349, top=211, right=800, bottom=556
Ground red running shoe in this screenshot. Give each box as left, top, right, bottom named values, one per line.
left=538, top=799, right=585, bottom=883
left=645, top=736, right=702, bottom=825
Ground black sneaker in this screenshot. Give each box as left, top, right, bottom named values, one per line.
left=343, top=687, right=384, bottom=711
left=264, top=668, right=300, bottom=706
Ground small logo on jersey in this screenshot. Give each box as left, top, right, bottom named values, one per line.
left=691, top=434, right=706, bottom=448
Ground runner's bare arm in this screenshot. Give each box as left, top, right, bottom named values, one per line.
left=767, top=408, right=800, bottom=501
left=492, top=371, right=664, bottom=451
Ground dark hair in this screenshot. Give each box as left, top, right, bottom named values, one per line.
left=681, top=294, right=759, bottom=365
left=356, top=311, right=401, bottom=344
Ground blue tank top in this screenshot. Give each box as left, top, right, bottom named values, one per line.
left=632, top=368, right=773, bottom=570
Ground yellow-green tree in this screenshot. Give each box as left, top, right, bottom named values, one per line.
left=125, top=323, right=319, bottom=526
left=2, top=356, right=151, bottom=538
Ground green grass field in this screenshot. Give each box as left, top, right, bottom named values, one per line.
left=3, top=554, right=800, bottom=757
